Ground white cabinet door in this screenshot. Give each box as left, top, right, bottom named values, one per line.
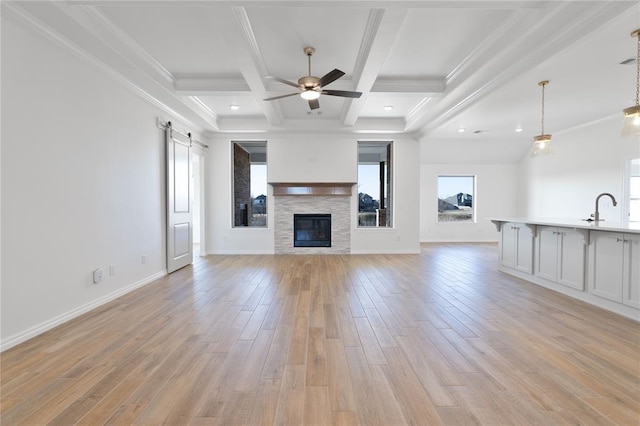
left=590, top=231, right=624, bottom=302
left=535, top=227, right=586, bottom=290
left=622, top=233, right=640, bottom=309
left=501, top=223, right=517, bottom=269
left=536, top=226, right=558, bottom=281
left=515, top=224, right=534, bottom=274
left=557, top=229, right=586, bottom=290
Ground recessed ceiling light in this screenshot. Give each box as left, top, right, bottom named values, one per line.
left=515, top=127, right=523, bottom=132
left=229, top=104, right=240, bottom=110
left=384, top=105, right=393, bottom=111
left=458, top=127, right=465, bottom=133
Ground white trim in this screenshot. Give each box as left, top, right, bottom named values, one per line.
left=421, top=239, right=498, bottom=243
left=0, top=270, right=167, bottom=352
left=351, top=249, right=420, bottom=254
left=2, top=2, right=209, bottom=133
left=208, top=249, right=274, bottom=255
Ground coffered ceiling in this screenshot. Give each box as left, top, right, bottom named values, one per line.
left=4, top=1, right=639, bottom=160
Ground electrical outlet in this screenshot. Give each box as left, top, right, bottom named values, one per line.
left=93, top=269, right=103, bottom=284
left=141, top=255, right=146, bottom=264
left=109, top=265, right=115, bottom=276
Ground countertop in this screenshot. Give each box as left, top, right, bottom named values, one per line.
left=489, top=217, right=640, bottom=234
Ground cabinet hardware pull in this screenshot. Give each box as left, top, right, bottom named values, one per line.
left=616, top=238, right=624, bottom=243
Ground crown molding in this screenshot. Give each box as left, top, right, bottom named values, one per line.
left=2, top=1, right=209, bottom=132
left=72, top=5, right=176, bottom=86
left=67, top=1, right=546, bottom=10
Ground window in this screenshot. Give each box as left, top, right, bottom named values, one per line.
left=233, top=141, right=267, bottom=227
left=358, top=141, right=392, bottom=227
left=628, top=159, right=640, bottom=222
left=437, top=175, right=475, bottom=222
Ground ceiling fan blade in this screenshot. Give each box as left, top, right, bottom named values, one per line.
left=263, top=92, right=299, bottom=101
left=266, top=75, right=300, bottom=88
left=318, top=69, right=345, bottom=87
left=321, top=89, right=362, bottom=98
left=308, top=99, right=320, bottom=110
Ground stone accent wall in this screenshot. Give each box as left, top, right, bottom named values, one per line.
left=233, top=143, right=251, bottom=226
left=274, top=196, right=351, bottom=254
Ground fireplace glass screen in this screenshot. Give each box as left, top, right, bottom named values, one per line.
left=293, top=214, right=331, bottom=247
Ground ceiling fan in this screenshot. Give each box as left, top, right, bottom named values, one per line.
left=263, top=46, right=362, bottom=110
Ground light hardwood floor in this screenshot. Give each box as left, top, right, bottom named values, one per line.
left=1, top=243, right=639, bottom=425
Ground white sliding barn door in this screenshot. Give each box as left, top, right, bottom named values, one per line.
left=166, top=126, right=193, bottom=273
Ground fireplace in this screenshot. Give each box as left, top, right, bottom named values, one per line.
left=293, top=214, right=331, bottom=247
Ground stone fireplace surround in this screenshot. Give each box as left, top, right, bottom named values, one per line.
left=271, top=183, right=354, bottom=254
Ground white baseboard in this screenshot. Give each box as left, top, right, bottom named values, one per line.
left=207, top=250, right=275, bottom=255
left=350, top=249, right=421, bottom=254
left=0, top=270, right=167, bottom=352
left=420, top=239, right=499, bottom=243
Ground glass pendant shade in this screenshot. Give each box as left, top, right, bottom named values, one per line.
left=532, top=134, right=552, bottom=156
left=621, top=105, right=640, bottom=138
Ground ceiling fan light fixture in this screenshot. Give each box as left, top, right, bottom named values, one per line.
left=300, top=90, right=320, bottom=100
left=621, top=29, right=640, bottom=138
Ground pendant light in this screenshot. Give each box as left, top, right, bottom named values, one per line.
left=621, top=29, right=640, bottom=138
left=532, top=80, right=552, bottom=156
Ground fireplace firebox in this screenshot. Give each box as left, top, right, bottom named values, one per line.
left=293, top=214, right=331, bottom=247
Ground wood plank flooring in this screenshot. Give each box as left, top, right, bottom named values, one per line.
left=2, top=243, right=639, bottom=425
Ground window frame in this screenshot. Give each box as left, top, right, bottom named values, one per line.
left=436, top=175, right=477, bottom=224
left=357, top=141, right=394, bottom=229
left=623, top=158, right=640, bottom=223
left=231, top=141, right=268, bottom=229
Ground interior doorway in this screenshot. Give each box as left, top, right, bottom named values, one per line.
left=192, top=151, right=206, bottom=256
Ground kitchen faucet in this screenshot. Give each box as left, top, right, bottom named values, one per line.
left=592, top=193, right=617, bottom=221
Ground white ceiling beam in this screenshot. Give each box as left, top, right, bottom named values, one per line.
left=371, top=77, right=446, bottom=94
left=175, top=76, right=445, bottom=95
left=216, top=116, right=405, bottom=134
left=342, top=8, right=409, bottom=127
left=208, top=7, right=284, bottom=126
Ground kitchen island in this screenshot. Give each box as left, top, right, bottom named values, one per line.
left=490, top=218, right=639, bottom=321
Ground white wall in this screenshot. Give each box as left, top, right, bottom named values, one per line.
left=206, top=134, right=420, bottom=254
left=352, top=136, right=421, bottom=253
left=1, top=18, right=177, bottom=349
left=268, top=136, right=357, bottom=183
left=420, top=164, right=519, bottom=242
left=518, top=117, right=640, bottom=221
left=207, top=135, right=275, bottom=254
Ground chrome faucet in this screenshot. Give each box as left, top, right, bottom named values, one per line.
left=592, top=193, right=617, bottom=221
